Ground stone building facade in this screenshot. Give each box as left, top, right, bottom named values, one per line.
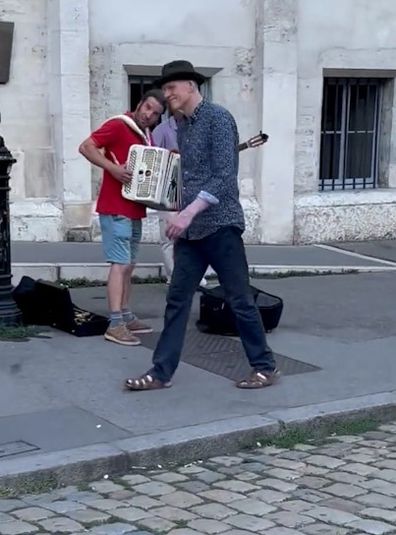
left=1, top=0, right=396, bottom=243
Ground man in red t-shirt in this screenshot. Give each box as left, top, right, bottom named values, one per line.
left=79, top=89, right=166, bottom=346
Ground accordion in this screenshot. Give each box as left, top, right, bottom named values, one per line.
left=121, top=144, right=182, bottom=211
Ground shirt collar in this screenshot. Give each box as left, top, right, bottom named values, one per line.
left=189, top=99, right=206, bottom=123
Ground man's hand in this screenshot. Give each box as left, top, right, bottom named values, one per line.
left=165, top=211, right=193, bottom=240
left=110, top=164, right=132, bottom=185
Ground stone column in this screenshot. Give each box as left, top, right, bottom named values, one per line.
left=257, top=0, right=298, bottom=243
left=48, top=0, right=92, bottom=240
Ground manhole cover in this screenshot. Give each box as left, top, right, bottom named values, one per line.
left=0, top=441, right=39, bottom=459
left=139, top=330, right=320, bottom=381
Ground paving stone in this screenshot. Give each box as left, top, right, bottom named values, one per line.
left=228, top=498, right=276, bottom=515
left=37, top=500, right=87, bottom=514
left=355, top=493, right=396, bottom=509
left=302, top=466, right=330, bottom=476
left=38, top=517, right=84, bottom=533
left=344, top=454, right=377, bottom=464
left=213, top=480, right=260, bottom=493
left=320, top=482, right=367, bottom=498
left=108, top=490, right=136, bottom=501
left=266, top=510, right=315, bottom=528
left=161, top=491, right=204, bottom=508
left=361, top=507, right=396, bottom=522
left=292, top=489, right=330, bottom=503
left=195, top=470, right=227, bottom=484
left=0, top=501, right=25, bottom=513
left=12, top=507, right=55, bottom=521
left=113, top=506, right=151, bottom=522
left=234, top=471, right=260, bottom=481
left=137, top=515, right=177, bottom=532
left=325, top=470, right=369, bottom=485
left=199, top=490, right=246, bottom=504
left=280, top=500, right=315, bottom=513
left=187, top=518, right=231, bottom=534
left=81, top=498, right=127, bottom=511
left=375, top=459, right=396, bottom=470
left=66, top=507, right=111, bottom=524
left=266, top=458, right=307, bottom=470
left=124, top=495, right=163, bottom=510
left=150, top=505, right=197, bottom=522
left=303, top=524, right=349, bottom=535
left=359, top=478, right=396, bottom=495
left=303, top=506, right=359, bottom=525
left=342, top=463, right=378, bottom=476
left=294, top=444, right=317, bottom=451
left=305, top=455, right=345, bottom=469
left=266, top=529, right=308, bottom=535
left=248, top=488, right=289, bottom=503
left=89, top=481, right=125, bottom=493
left=121, top=475, right=151, bottom=486
left=0, top=513, right=13, bottom=522
left=209, top=456, right=244, bottom=467
left=266, top=468, right=302, bottom=481
left=167, top=530, right=202, bottom=535
left=293, top=476, right=328, bottom=489
left=332, top=435, right=363, bottom=443
left=256, top=477, right=298, bottom=492
left=176, top=481, right=211, bottom=494
left=219, top=531, right=256, bottom=535
left=261, top=446, right=288, bottom=455
left=178, top=465, right=207, bottom=475
left=223, top=513, right=275, bottom=531
left=191, top=503, right=237, bottom=520
left=0, top=521, right=39, bottom=535
left=376, top=468, right=396, bottom=482
left=89, top=523, right=139, bottom=534
left=153, top=472, right=189, bottom=483
left=134, top=481, right=176, bottom=497
left=347, top=519, right=395, bottom=534
left=319, top=497, right=364, bottom=514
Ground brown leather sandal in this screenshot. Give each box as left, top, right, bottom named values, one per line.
left=236, top=369, right=280, bottom=389
left=124, top=373, right=172, bottom=391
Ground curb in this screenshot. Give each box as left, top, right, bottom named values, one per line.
left=11, top=262, right=396, bottom=286
left=1, top=391, right=396, bottom=492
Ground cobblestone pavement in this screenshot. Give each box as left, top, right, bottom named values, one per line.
left=2, top=423, right=396, bottom=534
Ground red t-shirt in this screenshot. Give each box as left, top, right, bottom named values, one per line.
left=91, top=113, right=148, bottom=219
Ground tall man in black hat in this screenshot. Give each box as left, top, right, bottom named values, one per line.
left=125, top=60, right=279, bottom=391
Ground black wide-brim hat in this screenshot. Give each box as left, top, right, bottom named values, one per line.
left=155, top=60, right=206, bottom=87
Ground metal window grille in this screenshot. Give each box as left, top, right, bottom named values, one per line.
left=319, top=78, right=382, bottom=191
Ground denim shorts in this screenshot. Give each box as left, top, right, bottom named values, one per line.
left=99, top=215, right=142, bottom=264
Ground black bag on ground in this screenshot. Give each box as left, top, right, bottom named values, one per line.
left=12, top=276, right=51, bottom=325
left=196, top=285, right=283, bottom=335
left=12, top=277, right=108, bottom=337
left=34, top=280, right=109, bottom=337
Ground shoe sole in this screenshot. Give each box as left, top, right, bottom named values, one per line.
left=129, top=328, right=153, bottom=334
left=104, top=334, right=141, bottom=346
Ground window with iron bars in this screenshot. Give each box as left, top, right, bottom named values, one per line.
left=319, top=77, right=382, bottom=191
left=129, top=75, right=211, bottom=118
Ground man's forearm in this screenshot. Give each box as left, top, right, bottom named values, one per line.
left=79, top=140, right=116, bottom=174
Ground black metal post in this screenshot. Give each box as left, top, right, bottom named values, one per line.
left=0, top=135, right=22, bottom=325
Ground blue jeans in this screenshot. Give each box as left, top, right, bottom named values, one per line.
left=149, top=226, right=276, bottom=383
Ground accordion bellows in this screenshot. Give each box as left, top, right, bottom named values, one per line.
left=122, top=144, right=182, bottom=211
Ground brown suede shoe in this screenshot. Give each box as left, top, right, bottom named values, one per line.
left=104, top=323, right=141, bottom=346
left=126, top=318, right=153, bottom=334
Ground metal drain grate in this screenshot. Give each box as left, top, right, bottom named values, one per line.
left=139, top=330, right=320, bottom=381
left=0, top=440, right=39, bottom=459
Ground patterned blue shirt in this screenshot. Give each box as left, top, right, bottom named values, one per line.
left=178, top=99, right=245, bottom=240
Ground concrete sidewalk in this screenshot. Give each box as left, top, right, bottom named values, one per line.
left=10, top=239, right=396, bottom=284
left=1, top=267, right=396, bottom=489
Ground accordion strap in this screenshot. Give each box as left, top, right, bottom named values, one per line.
left=102, top=114, right=152, bottom=146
